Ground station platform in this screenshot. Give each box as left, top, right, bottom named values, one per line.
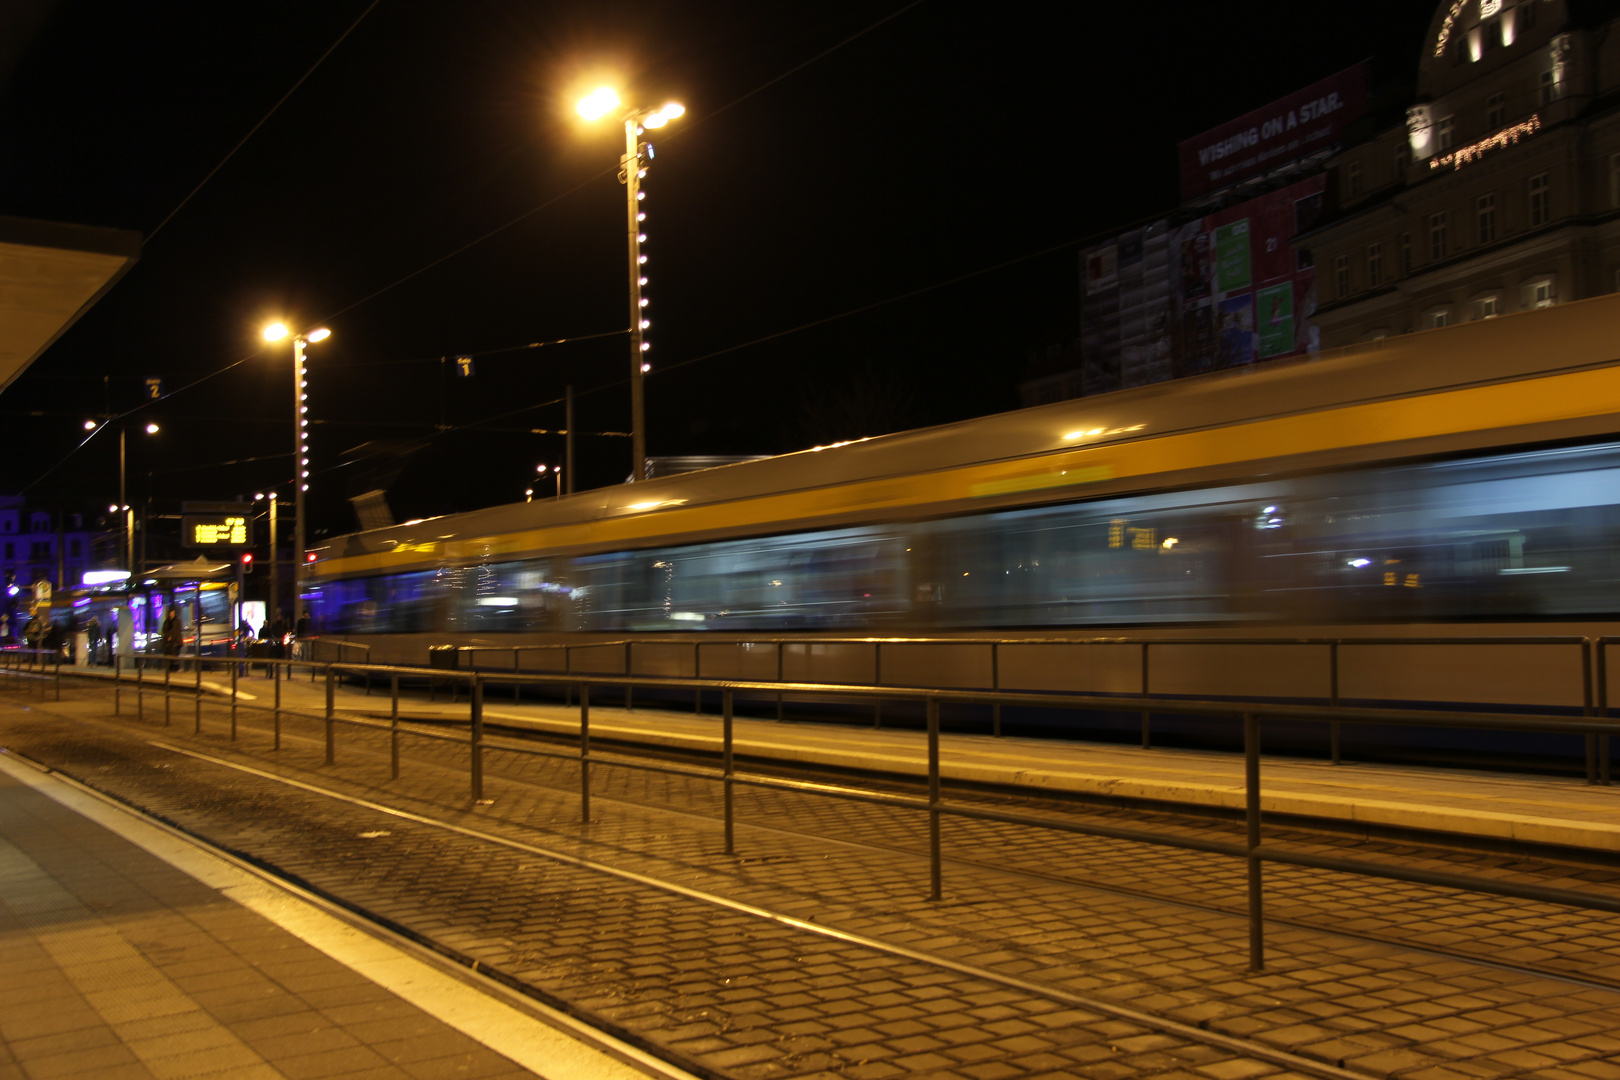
left=0, top=752, right=683, bottom=1080
left=183, top=671, right=1620, bottom=854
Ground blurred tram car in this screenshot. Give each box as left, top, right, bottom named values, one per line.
left=304, top=296, right=1620, bottom=718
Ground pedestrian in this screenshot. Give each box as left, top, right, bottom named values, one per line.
left=86, top=614, right=103, bottom=665
left=294, top=611, right=311, bottom=661
left=161, top=607, right=183, bottom=669
left=235, top=621, right=253, bottom=676
left=42, top=619, right=65, bottom=664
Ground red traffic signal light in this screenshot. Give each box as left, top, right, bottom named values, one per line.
left=306, top=553, right=317, bottom=563
left=241, top=552, right=254, bottom=573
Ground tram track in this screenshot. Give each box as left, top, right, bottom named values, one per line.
left=9, top=693, right=1620, bottom=1078
left=0, top=702, right=1375, bottom=1080
left=108, top=699, right=1620, bottom=995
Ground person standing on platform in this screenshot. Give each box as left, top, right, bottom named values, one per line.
left=294, top=612, right=311, bottom=661
left=160, top=607, right=183, bottom=669
left=85, top=614, right=103, bottom=665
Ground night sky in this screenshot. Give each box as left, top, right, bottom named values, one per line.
left=1, top=0, right=1437, bottom=541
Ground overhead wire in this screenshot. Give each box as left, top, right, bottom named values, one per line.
left=147, top=0, right=383, bottom=243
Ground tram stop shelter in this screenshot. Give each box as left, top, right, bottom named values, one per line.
left=0, top=215, right=141, bottom=394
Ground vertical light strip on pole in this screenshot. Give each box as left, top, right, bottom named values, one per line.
left=293, top=336, right=307, bottom=624
left=624, top=117, right=647, bottom=482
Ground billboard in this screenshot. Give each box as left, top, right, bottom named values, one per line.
left=1178, top=63, right=1367, bottom=201
left=1079, top=173, right=1325, bottom=393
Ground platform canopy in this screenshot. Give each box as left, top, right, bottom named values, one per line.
left=0, top=214, right=141, bottom=395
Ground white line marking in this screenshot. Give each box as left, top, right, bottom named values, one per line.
left=0, top=750, right=693, bottom=1080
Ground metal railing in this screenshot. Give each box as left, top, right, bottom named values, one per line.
left=454, top=633, right=1616, bottom=777
left=11, top=650, right=1620, bottom=973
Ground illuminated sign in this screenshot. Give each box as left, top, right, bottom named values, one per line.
left=182, top=514, right=251, bottom=548
left=1178, top=64, right=1367, bottom=200
left=1431, top=115, right=1540, bottom=170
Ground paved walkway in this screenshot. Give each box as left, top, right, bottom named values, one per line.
left=0, top=755, right=678, bottom=1080
left=164, top=670, right=1620, bottom=852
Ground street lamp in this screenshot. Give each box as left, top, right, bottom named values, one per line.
left=86, top=418, right=159, bottom=573
left=576, top=87, right=685, bottom=482
left=262, top=322, right=331, bottom=625
left=537, top=463, right=561, bottom=500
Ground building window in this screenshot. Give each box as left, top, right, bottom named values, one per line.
left=1347, top=160, right=1362, bottom=197
left=1428, top=309, right=1452, bottom=328
left=1477, top=193, right=1497, bottom=244
left=1395, top=142, right=1410, bottom=171
left=2, top=543, right=10, bottom=560
left=1430, top=211, right=1448, bottom=260
left=1528, top=278, right=1555, bottom=308
left=1540, top=69, right=1559, bottom=105
left=1367, top=243, right=1384, bottom=287
left=1529, top=172, right=1550, bottom=226
left=69, top=539, right=81, bottom=558
left=30, top=542, right=49, bottom=561
left=1335, top=254, right=1351, bottom=297
left=1475, top=295, right=1501, bottom=319
left=1487, top=92, right=1506, bottom=130
left=1400, top=231, right=1413, bottom=275
left=1437, top=117, right=1455, bottom=151
left=1519, top=1, right=1536, bottom=32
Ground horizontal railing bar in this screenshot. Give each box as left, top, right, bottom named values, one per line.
left=451, top=634, right=1595, bottom=649
left=1254, top=844, right=1620, bottom=915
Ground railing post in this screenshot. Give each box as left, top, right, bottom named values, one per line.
left=164, top=664, right=171, bottom=727
left=54, top=650, right=61, bottom=701
left=390, top=673, right=400, bottom=780
left=1140, top=641, right=1150, bottom=749
left=136, top=656, right=143, bottom=719
left=1330, top=641, right=1341, bottom=765
left=514, top=648, right=521, bottom=704
left=230, top=655, right=238, bottom=741
left=580, top=683, right=591, bottom=824
left=992, top=642, right=1001, bottom=738
left=625, top=642, right=633, bottom=712
left=723, top=688, right=735, bottom=857
left=324, top=666, right=335, bottom=766
left=776, top=642, right=784, bottom=722
left=273, top=667, right=282, bottom=750
left=694, top=642, right=702, bottom=714
left=1583, top=639, right=1598, bottom=785
left=927, top=697, right=942, bottom=902
left=114, top=654, right=121, bottom=715
left=193, top=653, right=203, bottom=734
left=1599, top=639, right=1612, bottom=787
left=470, top=673, right=484, bottom=802
left=874, top=643, right=883, bottom=727
left=1245, top=711, right=1264, bottom=971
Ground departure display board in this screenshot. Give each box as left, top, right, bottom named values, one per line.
left=182, top=514, right=250, bottom=548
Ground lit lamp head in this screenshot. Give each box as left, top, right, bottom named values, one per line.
left=83, top=419, right=97, bottom=431
left=144, top=422, right=160, bottom=435
left=641, top=102, right=685, bottom=129
left=262, top=322, right=289, bottom=343
left=576, top=86, right=621, bottom=122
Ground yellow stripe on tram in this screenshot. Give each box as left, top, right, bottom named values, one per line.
left=315, top=363, right=1620, bottom=579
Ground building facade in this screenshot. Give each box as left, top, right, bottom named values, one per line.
left=0, top=497, right=121, bottom=593
left=1309, top=0, right=1620, bottom=342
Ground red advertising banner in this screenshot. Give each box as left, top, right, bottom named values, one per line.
left=1178, top=63, right=1367, bottom=200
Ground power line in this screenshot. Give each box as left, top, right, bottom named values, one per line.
left=311, top=0, right=929, bottom=328
left=147, top=0, right=382, bottom=243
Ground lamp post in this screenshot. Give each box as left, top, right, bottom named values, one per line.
left=576, top=88, right=685, bottom=482
left=537, top=463, right=562, bottom=500
left=87, top=419, right=157, bottom=573
left=261, top=323, right=331, bottom=625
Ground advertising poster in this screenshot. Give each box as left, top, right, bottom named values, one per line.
left=1214, top=221, right=1252, bottom=292
left=1256, top=282, right=1294, bottom=358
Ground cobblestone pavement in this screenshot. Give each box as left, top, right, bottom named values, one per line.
left=4, top=681, right=1620, bottom=1080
